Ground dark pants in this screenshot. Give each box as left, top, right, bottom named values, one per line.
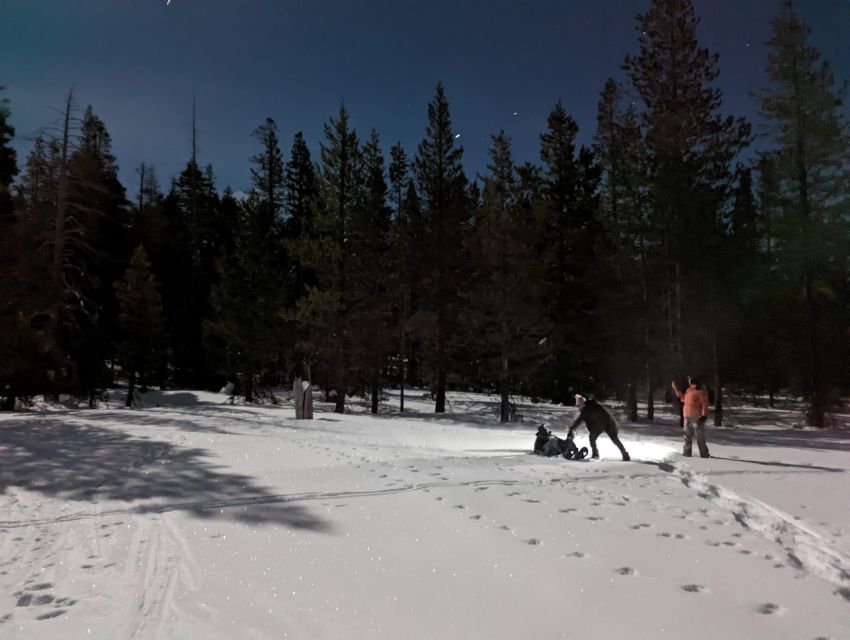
left=683, top=417, right=709, bottom=457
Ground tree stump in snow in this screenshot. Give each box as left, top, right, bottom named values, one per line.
left=294, top=377, right=304, bottom=419
left=294, top=378, right=313, bottom=419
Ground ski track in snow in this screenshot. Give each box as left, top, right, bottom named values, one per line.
left=657, top=459, right=850, bottom=597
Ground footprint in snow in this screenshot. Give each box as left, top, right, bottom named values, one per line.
left=523, top=499, right=540, bottom=503
left=757, top=603, right=782, bottom=615
left=525, top=538, right=541, bottom=546
left=567, top=551, right=585, bottom=558
left=499, top=525, right=511, bottom=531
left=469, top=515, right=482, bottom=520
left=453, top=504, right=465, bottom=509
left=834, top=587, right=850, bottom=602
left=682, top=584, right=707, bottom=593
left=615, top=567, right=636, bottom=575
left=474, top=486, right=489, bottom=492
left=630, top=523, right=651, bottom=530
left=36, top=610, right=65, bottom=621
left=586, top=516, right=606, bottom=522
left=559, top=508, right=577, bottom=514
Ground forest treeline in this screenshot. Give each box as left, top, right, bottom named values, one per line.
left=0, top=0, right=847, bottom=425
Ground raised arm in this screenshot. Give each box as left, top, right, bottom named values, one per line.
left=671, top=381, right=684, bottom=401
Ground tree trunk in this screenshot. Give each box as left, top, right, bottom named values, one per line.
left=627, top=381, right=638, bottom=422
left=713, top=335, right=723, bottom=426
left=435, top=368, right=446, bottom=413
left=334, top=386, right=345, bottom=413
left=645, top=362, right=654, bottom=421
left=370, top=375, right=379, bottom=414
left=245, top=370, right=254, bottom=403
left=804, top=273, right=825, bottom=427
left=52, top=91, right=72, bottom=285
left=399, top=297, right=406, bottom=413
left=126, top=370, right=136, bottom=408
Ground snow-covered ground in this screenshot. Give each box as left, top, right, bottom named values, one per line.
left=1, top=389, right=849, bottom=639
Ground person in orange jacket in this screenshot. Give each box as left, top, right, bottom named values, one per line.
left=671, top=376, right=710, bottom=458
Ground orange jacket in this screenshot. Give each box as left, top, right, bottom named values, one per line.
left=674, top=384, right=708, bottom=418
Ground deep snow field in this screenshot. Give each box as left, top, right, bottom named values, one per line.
left=1, top=388, right=849, bottom=639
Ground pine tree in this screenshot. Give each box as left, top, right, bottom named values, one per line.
left=413, top=82, right=469, bottom=413
left=759, top=0, right=850, bottom=425
left=206, top=195, right=288, bottom=402
left=283, top=131, right=318, bottom=312
left=623, top=0, right=750, bottom=418
left=538, top=100, right=601, bottom=403
left=284, top=132, right=317, bottom=238
left=296, top=105, right=362, bottom=413
left=592, top=79, right=665, bottom=419
left=114, top=245, right=166, bottom=407
left=66, top=105, right=129, bottom=399
left=401, top=177, right=424, bottom=386
left=388, top=143, right=410, bottom=410
left=161, top=158, right=222, bottom=386
left=467, top=131, right=546, bottom=421
left=16, top=136, right=54, bottom=214
left=205, top=119, right=290, bottom=400
left=348, top=130, right=394, bottom=413
left=0, top=86, right=18, bottom=224
left=0, top=87, right=30, bottom=409
left=250, top=118, right=285, bottom=219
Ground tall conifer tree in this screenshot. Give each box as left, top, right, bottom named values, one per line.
left=0, top=86, right=18, bottom=223
left=623, top=0, right=750, bottom=416
left=413, top=82, right=469, bottom=413
left=759, top=0, right=850, bottom=425
left=467, top=132, right=546, bottom=421
left=538, top=101, right=601, bottom=403
left=297, top=105, right=361, bottom=413
left=114, top=245, right=165, bottom=407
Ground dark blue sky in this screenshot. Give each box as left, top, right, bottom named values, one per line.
left=2, top=0, right=849, bottom=196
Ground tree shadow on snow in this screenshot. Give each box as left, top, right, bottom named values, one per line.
left=0, top=417, right=332, bottom=532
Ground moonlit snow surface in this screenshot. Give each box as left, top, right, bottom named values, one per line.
left=1, top=389, right=848, bottom=639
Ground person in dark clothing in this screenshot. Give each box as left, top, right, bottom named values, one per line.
left=533, top=424, right=588, bottom=459
left=568, top=395, right=631, bottom=461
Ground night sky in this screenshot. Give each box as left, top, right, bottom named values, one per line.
left=2, top=0, right=849, bottom=196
